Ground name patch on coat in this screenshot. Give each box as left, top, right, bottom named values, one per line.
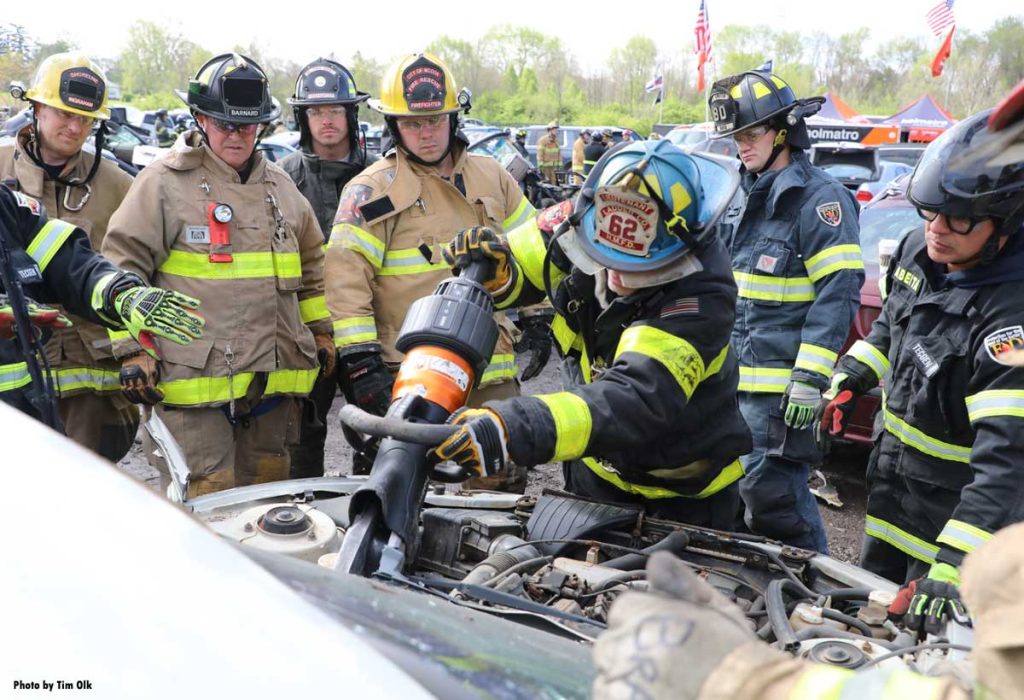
left=984, top=325, right=1024, bottom=366
left=184, top=225, right=210, bottom=244
left=816, top=202, right=842, bottom=227
left=892, top=265, right=922, bottom=294
left=910, top=342, right=940, bottom=378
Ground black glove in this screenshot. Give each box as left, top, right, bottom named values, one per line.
left=441, top=226, right=515, bottom=294
left=514, top=312, right=554, bottom=381
left=339, top=352, right=394, bottom=417
left=903, top=562, right=970, bottom=635
left=120, top=353, right=164, bottom=405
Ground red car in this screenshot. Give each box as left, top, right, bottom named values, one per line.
left=836, top=175, right=922, bottom=445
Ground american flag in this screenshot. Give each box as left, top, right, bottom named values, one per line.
left=926, top=0, right=956, bottom=37
left=645, top=75, right=664, bottom=93
left=695, top=0, right=714, bottom=64
left=694, top=0, right=713, bottom=91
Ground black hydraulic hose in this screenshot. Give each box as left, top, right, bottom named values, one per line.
left=819, top=608, right=875, bottom=638
left=483, top=556, right=553, bottom=588
left=735, top=543, right=815, bottom=599
left=814, top=587, right=873, bottom=602
left=601, top=530, right=691, bottom=570
left=765, top=579, right=802, bottom=652
left=340, top=404, right=456, bottom=445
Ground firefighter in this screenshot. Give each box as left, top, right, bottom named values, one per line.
left=512, top=129, right=529, bottom=159
left=1, top=53, right=140, bottom=462
left=0, top=184, right=204, bottom=427
left=593, top=523, right=1023, bottom=700
left=325, top=52, right=535, bottom=489
left=101, top=53, right=331, bottom=498
left=537, top=121, right=561, bottom=184
left=819, top=108, right=1024, bottom=599
left=583, top=130, right=607, bottom=176
left=153, top=109, right=176, bottom=148
left=279, top=57, right=378, bottom=478
left=709, top=71, right=863, bottom=554
left=571, top=128, right=591, bottom=184
left=436, top=140, right=752, bottom=527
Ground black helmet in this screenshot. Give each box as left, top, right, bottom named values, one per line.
left=708, top=70, right=823, bottom=150
left=515, top=128, right=526, bottom=139
left=908, top=108, right=1024, bottom=238
left=288, top=58, right=369, bottom=155
left=288, top=58, right=368, bottom=109
left=177, top=53, right=280, bottom=124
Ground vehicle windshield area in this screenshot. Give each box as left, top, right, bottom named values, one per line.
left=823, top=163, right=875, bottom=182
left=859, top=202, right=922, bottom=269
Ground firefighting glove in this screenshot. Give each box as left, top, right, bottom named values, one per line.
left=814, top=371, right=861, bottom=442
left=903, top=562, right=970, bottom=635
left=781, top=381, right=820, bottom=429
left=441, top=226, right=515, bottom=295
left=433, top=407, right=510, bottom=480
left=340, top=351, right=393, bottom=417
left=514, top=311, right=554, bottom=381
left=0, top=293, right=72, bottom=339
left=120, top=352, right=163, bottom=405
left=593, top=551, right=754, bottom=700
left=114, top=287, right=204, bottom=359
left=313, top=334, right=336, bottom=383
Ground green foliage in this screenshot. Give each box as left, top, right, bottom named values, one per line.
left=4, top=16, right=1022, bottom=132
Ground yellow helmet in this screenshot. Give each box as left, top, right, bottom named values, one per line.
left=369, top=52, right=469, bottom=117
left=22, top=52, right=110, bottom=120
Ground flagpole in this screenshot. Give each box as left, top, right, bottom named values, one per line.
left=660, top=75, right=665, bottom=125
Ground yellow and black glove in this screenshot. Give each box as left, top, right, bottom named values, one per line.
left=114, top=286, right=204, bottom=359
left=902, top=562, right=970, bottom=635
left=120, top=352, right=164, bottom=405
left=441, top=226, right=515, bottom=295
left=433, top=407, right=510, bottom=479
left=0, top=293, right=72, bottom=339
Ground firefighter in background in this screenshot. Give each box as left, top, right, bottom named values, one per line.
left=819, top=109, right=1024, bottom=597
left=594, top=79, right=1024, bottom=700
left=571, top=128, right=591, bottom=184
left=279, top=57, right=378, bottom=478
left=0, top=184, right=204, bottom=429
left=583, top=130, right=608, bottom=176
left=436, top=140, right=751, bottom=526
left=1, top=53, right=139, bottom=461
left=102, top=53, right=331, bottom=498
left=325, top=52, right=534, bottom=489
left=537, top=121, right=561, bottom=184
left=709, top=71, right=863, bottom=554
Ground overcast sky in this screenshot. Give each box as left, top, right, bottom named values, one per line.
left=6, top=0, right=1020, bottom=76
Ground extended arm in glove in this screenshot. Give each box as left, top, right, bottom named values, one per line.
left=433, top=407, right=510, bottom=480
left=114, top=286, right=204, bottom=359
left=441, top=226, right=516, bottom=295
left=781, top=381, right=821, bottom=429
left=902, top=562, right=970, bottom=636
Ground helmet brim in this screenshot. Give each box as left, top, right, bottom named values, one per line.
left=178, top=89, right=281, bottom=125
left=288, top=92, right=370, bottom=107
left=367, top=97, right=462, bottom=117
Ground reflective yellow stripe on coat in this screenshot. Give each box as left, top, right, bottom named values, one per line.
left=0, top=362, right=32, bottom=392
left=26, top=219, right=77, bottom=272
left=158, top=250, right=301, bottom=282
left=158, top=368, right=318, bottom=407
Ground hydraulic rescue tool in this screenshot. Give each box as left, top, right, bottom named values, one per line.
left=336, top=258, right=498, bottom=577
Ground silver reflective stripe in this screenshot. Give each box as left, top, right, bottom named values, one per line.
left=865, top=515, right=938, bottom=563
left=937, top=519, right=993, bottom=554
left=849, top=339, right=889, bottom=380
left=27, top=219, right=77, bottom=272
left=882, top=402, right=971, bottom=463
left=0, top=362, right=32, bottom=392
left=965, top=390, right=1024, bottom=423
left=480, top=355, right=517, bottom=383
left=734, top=274, right=816, bottom=299
left=53, top=368, right=121, bottom=394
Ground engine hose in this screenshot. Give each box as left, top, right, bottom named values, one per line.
left=339, top=404, right=456, bottom=445
left=765, top=579, right=801, bottom=652
left=600, top=530, right=691, bottom=571
left=814, top=588, right=873, bottom=602
left=483, top=556, right=553, bottom=588
left=818, top=609, right=875, bottom=638
left=462, top=539, right=543, bottom=586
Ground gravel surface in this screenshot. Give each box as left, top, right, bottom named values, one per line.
left=118, top=354, right=870, bottom=563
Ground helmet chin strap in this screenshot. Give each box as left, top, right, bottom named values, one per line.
left=750, top=127, right=788, bottom=175
left=386, top=115, right=456, bottom=167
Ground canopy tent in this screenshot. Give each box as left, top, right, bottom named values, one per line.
left=819, top=92, right=871, bottom=124
left=885, top=95, right=957, bottom=142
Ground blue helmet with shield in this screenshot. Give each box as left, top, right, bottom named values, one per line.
left=559, top=139, right=739, bottom=286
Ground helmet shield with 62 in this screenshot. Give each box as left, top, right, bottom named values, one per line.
left=560, top=140, right=739, bottom=287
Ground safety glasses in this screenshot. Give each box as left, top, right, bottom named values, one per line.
left=396, top=114, right=448, bottom=134
left=732, top=125, right=772, bottom=145
left=206, top=117, right=260, bottom=135
left=916, top=208, right=985, bottom=235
